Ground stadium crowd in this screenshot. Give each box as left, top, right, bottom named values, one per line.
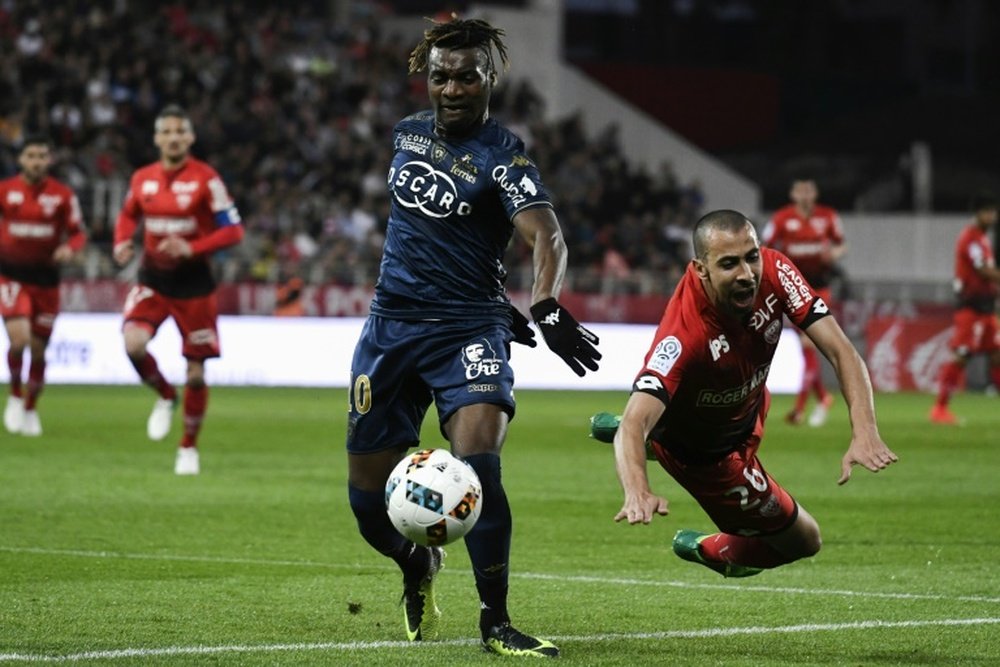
left=0, top=1, right=704, bottom=295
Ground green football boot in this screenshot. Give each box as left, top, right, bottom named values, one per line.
left=482, top=623, right=560, bottom=658
left=672, top=529, right=763, bottom=578
left=401, top=546, right=444, bottom=641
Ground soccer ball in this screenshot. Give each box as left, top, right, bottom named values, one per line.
left=385, top=448, right=482, bottom=546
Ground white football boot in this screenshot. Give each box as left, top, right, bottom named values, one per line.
left=147, top=398, right=176, bottom=441
left=174, top=447, right=200, bottom=475
left=4, top=395, right=25, bottom=433
left=21, top=410, right=42, bottom=437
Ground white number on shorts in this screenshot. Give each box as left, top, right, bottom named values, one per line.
left=724, top=466, right=769, bottom=511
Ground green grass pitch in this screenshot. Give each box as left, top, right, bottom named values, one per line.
left=1, top=385, right=998, bottom=665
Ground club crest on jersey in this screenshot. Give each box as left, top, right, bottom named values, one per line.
left=37, top=193, right=62, bottom=217
left=646, top=336, right=681, bottom=375
left=764, top=319, right=782, bottom=345
left=462, top=339, right=503, bottom=380
left=432, top=143, right=448, bottom=163
left=390, top=161, right=471, bottom=219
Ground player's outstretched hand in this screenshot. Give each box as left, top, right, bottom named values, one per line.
left=614, top=492, right=669, bottom=525
left=508, top=304, right=537, bottom=347
left=530, top=298, right=601, bottom=376
left=838, top=433, right=898, bottom=485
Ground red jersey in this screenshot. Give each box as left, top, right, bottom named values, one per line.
left=763, top=204, right=843, bottom=288
left=115, top=157, right=242, bottom=298
left=634, top=247, right=829, bottom=461
left=0, top=175, right=86, bottom=286
left=953, top=223, right=997, bottom=312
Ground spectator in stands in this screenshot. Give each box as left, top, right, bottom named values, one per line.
left=113, top=105, right=244, bottom=475
left=0, top=3, right=699, bottom=296
left=763, top=178, right=846, bottom=427
left=0, top=135, right=87, bottom=436
left=930, top=193, right=1000, bottom=424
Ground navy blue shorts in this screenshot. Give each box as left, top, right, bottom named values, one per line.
left=346, top=316, right=516, bottom=454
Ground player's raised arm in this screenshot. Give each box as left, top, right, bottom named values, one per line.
left=613, top=392, right=669, bottom=524
left=803, top=316, right=898, bottom=484
left=512, top=206, right=601, bottom=376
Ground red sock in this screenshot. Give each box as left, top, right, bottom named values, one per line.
left=131, top=354, right=177, bottom=401
left=698, top=532, right=793, bottom=569
left=24, top=359, right=45, bottom=410
left=8, top=350, right=23, bottom=397
left=795, top=348, right=819, bottom=412
left=180, top=384, right=208, bottom=448
left=935, top=361, right=963, bottom=407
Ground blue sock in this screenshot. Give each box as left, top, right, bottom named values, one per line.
left=462, top=453, right=511, bottom=634
left=348, top=484, right=428, bottom=581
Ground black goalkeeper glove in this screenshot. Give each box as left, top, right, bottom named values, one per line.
left=530, top=297, right=601, bottom=376
left=509, top=304, right=537, bottom=347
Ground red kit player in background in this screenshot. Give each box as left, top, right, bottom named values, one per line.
left=930, top=194, right=1000, bottom=425
left=0, top=135, right=87, bottom=436
left=113, top=105, right=243, bottom=475
left=762, top=179, right=846, bottom=427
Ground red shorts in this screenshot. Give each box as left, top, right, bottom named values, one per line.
left=123, top=285, right=221, bottom=360
left=650, top=392, right=798, bottom=536
left=949, top=308, right=1000, bottom=356
left=0, top=276, right=60, bottom=338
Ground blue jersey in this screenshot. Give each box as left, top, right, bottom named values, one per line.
left=371, top=111, right=553, bottom=321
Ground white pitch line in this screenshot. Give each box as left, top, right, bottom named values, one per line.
left=3, top=545, right=999, bottom=606
left=0, top=618, right=997, bottom=663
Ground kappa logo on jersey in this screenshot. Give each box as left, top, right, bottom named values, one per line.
left=390, top=161, right=471, bottom=219
left=509, top=154, right=533, bottom=168
left=749, top=293, right=780, bottom=331
left=709, top=334, right=730, bottom=361
left=141, top=180, right=159, bottom=196
left=646, top=336, right=682, bottom=375
left=6, top=190, right=24, bottom=205
left=462, top=339, right=503, bottom=380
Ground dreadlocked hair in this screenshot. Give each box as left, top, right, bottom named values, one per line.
left=408, top=16, right=510, bottom=78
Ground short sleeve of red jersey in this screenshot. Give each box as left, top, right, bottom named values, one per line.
left=764, top=248, right=832, bottom=329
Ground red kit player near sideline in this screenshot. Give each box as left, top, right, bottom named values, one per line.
left=603, top=210, right=895, bottom=578
left=930, top=194, right=1000, bottom=425
left=113, top=105, right=243, bottom=475
left=0, top=135, right=87, bottom=436
left=762, top=179, right=846, bottom=427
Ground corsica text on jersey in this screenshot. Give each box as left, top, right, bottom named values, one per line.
left=389, top=161, right=472, bottom=219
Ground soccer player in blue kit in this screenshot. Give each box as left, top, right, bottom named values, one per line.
left=345, top=18, right=600, bottom=658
